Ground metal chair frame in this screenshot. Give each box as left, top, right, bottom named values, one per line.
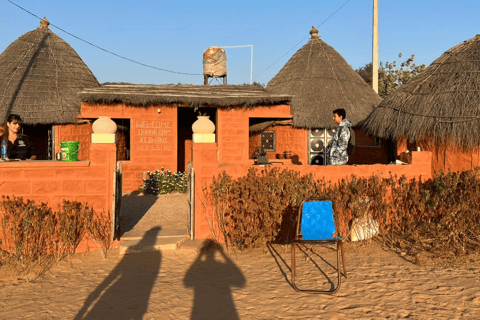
left=291, top=198, right=347, bottom=294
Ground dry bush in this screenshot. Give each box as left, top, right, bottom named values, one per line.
left=87, top=210, right=114, bottom=258
left=0, top=197, right=115, bottom=281
left=208, top=168, right=480, bottom=260
left=0, top=196, right=57, bottom=281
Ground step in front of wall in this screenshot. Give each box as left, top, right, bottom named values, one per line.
left=120, top=229, right=189, bottom=255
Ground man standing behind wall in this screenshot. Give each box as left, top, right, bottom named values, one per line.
left=328, top=108, right=351, bottom=165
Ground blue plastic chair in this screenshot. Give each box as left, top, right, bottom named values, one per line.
left=291, top=198, right=347, bottom=294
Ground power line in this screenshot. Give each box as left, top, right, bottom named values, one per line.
left=254, top=0, right=352, bottom=81
left=5, top=0, right=202, bottom=76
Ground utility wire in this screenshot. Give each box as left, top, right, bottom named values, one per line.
left=254, top=0, right=352, bottom=80
left=5, top=0, right=202, bottom=76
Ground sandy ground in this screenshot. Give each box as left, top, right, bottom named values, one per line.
left=0, top=240, right=479, bottom=319
left=1, top=194, right=479, bottom=319
left=119, top=192, right=189, bottom=235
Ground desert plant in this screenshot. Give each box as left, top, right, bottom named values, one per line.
left=140, top=168, right=188, bottom=195
left=0, top=196, right=57, bottom=281
left=0, top=197, right=115, bottom=281
left=206, top=168, right=480, bottom=261
left=87, top=209, right=114, bottom=258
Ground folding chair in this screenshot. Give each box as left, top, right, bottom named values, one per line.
left=291, top=198, right=347, bottom=294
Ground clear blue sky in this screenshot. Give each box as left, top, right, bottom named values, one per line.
left=1, top=0, right=480, bottom=86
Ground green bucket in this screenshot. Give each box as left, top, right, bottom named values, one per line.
left=60, top=141, right=80, bottom=161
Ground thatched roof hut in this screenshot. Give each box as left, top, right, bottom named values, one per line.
left=362, top=33, right=480, bottom=151
left=267, top=26, right=381, bottom=129
left=80, top=83, right=291, bottom=107
left=0, top=18, right=99, bottom=125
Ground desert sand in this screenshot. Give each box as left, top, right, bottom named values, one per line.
left=1, top=193, right=479, bottom=319
left=0, top=240, right=479, bottom=320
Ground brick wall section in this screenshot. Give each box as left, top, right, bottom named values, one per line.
left=81, top=103, right=178, bottom=192
left=217, top=105, right=292, bottom=164
left=55, top=124, right=93, bottom=160
left=192, top=143, right=219, bottom=239
left=193, top=142, right=432, bottom=239
left=347, top=128, right=389, bottom=165
left=217, top=109, right=250, bottom=164
left=0, top=142, right=119, bottom=253
left=249, top=126, right=308, bottom=163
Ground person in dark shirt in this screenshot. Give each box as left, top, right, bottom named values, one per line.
left=0, top=114, right=37, bottom=160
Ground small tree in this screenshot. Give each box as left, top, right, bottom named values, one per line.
left=356, top=53, right=426, bottom=98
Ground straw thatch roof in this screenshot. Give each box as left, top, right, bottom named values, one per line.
left=80, top=83, right=291, bottom=108
left=362, top=34, right=480, bottom=150
left=267, top=26, right=381, bottom=129
left=0, top=18, right=100, bottom=125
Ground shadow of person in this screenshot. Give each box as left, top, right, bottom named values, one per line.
left=74, top=227, right=162, bottom=320
left=184, top=240, right=246, bottom=320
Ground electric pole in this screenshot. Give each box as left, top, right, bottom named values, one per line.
left=373, top=0, right=379, bottom=94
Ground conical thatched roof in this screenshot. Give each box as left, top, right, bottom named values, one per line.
left=267, top=26, right=381, bottom=129
left=0, top=18, right=99, bottom=125
left=362, top=34, right=480, bottom=150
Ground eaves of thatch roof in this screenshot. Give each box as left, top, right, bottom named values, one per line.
left=267, top=26, right=381, bottom=129
left=362, top=34, right=480, bottom=150
left=0, top=18, right=100, bottom=125
left=80, top=83, right=292, bottom=108
left=249, top=119, right=293, bottom=132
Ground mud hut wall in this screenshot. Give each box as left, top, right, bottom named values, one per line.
left=55, top=123, right=93, bottom=160
left=0, top=142, right=119, bottom=253
left=397, top=137, right=480, bottom=174
left=217, top=105, right=292, bottom=165
left=192, top=141, right=432, bottom=239
left=249, top=126, right=308, bottom=163
left=348, top=128, right=389, bottom=165
left=81, top=103, right=178, bottom=192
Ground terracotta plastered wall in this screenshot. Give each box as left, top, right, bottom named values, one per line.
left=193, top=142, right=432, bottom=239
left=249, top=126, right=308, bottom=163
left=55, top=123, right=93, bottom=160
left=81, top=103, right=178, bottom=192
left=217, top=105, right=292, bottom=165
left=348, top=128, right=389, bottom=165
left=0, top=143, right=119, bottom=253
left=399, top=137, right=480, bottom=174
left=216, top=108, right=250, bottom=164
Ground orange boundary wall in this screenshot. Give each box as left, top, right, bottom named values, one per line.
left=81, top=103, right=178, bottom=192
left=0, top=142, right=119, bottom=253
left=192, top=142, right=432, bottom=239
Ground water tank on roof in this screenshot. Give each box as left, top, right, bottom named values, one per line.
left=203, top=46, right=227, bottom=84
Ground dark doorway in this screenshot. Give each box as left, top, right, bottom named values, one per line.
left=177, top=107, right=216, bottom=172
left=22, top=124, right=51, bottom=160
left=113, top=118, right=131, bottom=161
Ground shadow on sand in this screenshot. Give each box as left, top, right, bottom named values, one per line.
left=74, top=227, right=162, bottom=319
left=184, top=240, right=246, bottom=320
left=267, top=242, right=339, bottom=291
left=119, top=193, right=158, bottom=236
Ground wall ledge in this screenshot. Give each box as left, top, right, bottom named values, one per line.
left=0, top=160, right=90, bottom=167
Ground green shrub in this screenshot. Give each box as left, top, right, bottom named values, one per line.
left=140, top=167, right=188, bottom=195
